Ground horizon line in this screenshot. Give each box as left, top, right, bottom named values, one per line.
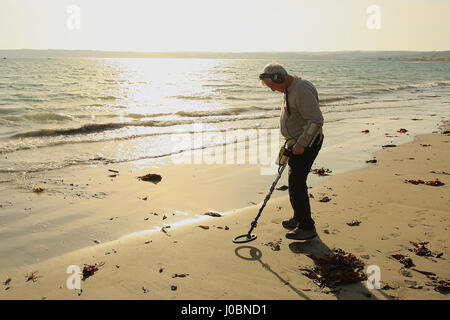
left=1, top=48, right=450, bottom=53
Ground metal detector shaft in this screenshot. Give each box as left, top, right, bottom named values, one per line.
left=246, top=162, right=288, bottom=237
left=232, top=146, right=292, bottom=244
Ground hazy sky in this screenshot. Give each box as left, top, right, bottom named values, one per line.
left=1, top=0, right=449, bottom=52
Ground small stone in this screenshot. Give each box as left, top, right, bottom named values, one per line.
left=404, top=280, right=417, bottom=287
left=399, top=268, right=412, bottom=277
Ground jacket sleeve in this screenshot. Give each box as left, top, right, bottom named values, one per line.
left=294, top=85, right=324, bottom=147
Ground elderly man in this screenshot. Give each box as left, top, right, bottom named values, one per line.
left=259, top=63, right=324, bottom=240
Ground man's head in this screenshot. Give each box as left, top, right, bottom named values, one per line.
left=259, top=63, right=288, bottom=93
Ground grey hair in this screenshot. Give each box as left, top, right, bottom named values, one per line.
left=260, top=62, right=288, bottom=86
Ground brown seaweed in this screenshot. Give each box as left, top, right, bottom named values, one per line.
left=391, top=254, right=415, bottom=268
left=298, top=249, right=367, bottom=288
left=346, top=220, right=362, bottom=227
left=404, top=179, right=444, bottom=186
left=138, top=173, right=162, bottom=184
left=25, top=271, right=41, bottom=282
left=204, top=211, right=222, bottom=217
left=409, top=241, right=444, bottom=258
left=311, top=168, right=332, bottom=176
left=425, top=179, right=444, bottom=186
left=319, top=196, right=331, bottom=203
left=82, top=262, right=105, bottom=280
left=172, top=273, right=189, bottom=278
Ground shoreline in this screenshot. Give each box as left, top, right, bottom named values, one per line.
left=0, top=122, right=448, bottom=299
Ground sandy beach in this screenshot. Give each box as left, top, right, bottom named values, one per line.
left=0, top=121, right=449, bottom=300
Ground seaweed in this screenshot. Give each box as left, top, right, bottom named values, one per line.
left=298, top=249, right=367, bottom=288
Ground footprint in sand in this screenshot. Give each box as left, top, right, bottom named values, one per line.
left=389, top=233, right=400, bottom=238
left=399, top=268, right=412, bottom=278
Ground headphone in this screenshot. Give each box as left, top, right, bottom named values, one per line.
left=259, top=72, right=285, bottom=84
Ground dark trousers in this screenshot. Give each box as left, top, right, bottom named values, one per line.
left=287, top=134, right=324, bottom=230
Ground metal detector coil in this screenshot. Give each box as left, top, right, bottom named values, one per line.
left=232, top=234, right=257, bottom=244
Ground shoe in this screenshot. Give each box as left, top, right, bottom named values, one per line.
left=282, top=217, right=298, bottom=230
left=285, top=226, right=318, bottom=240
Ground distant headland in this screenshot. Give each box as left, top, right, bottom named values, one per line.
left=1, top=49, right=449, bottom=61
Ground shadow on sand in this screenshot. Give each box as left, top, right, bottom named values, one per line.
left=234, top=236, right=396, bottom=300
left=234, top=245, right=312, bottom=300
left=288, top=236, right=389, bottom=300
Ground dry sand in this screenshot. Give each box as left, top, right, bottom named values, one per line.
left=0, top=125, right=449, bottom=300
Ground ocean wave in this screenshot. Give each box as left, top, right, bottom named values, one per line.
left=176, top=108, right=245, bottom=117
left=47, top=92, right=122, bottom=101
left=23, top=113, right=73, bottom=122
left=173, top=95, right=213, bottom=101
left=0, top=158, right=94, bottom=174
left=124, top=112, right=172, bottom=119
left=375, top=80, right=450, bottom=93
left=202, top=83, right=240, bottom=88
left=176, top=106, right=277, bottom=118
left=3, top=113, right=73, bottom=123
left=100, top=95, right=121, bottom=101
left=1, top=124, right=280, bottom=155
left=319, top=96, right=355, bottom=104
left=0, top=126, right=282, bottom=173
left=2, top=97, right=46, bottom=103
left=0, top=108, right=23, bottom=114
left=21, top=83, right=45, bottom=87
left=225, top=96, right=246, bottom=101
left=319, top=80, right=450, bottom=104
left=81, top=103, right=105, bottom=107
left=13, top=122, right=129, bottom=138
left=11, top=113, right=279, bottom=139
left=321, top=103, right=419, bottom=115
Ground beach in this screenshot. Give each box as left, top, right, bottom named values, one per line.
left=0, top=121, right=448, bottom=300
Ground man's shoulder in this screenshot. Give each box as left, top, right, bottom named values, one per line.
left=296, top=78, right=316, bottom=90
left=291, top=78, right=318, bottom=97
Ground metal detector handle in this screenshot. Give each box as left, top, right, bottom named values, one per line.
left=276, top=145, right=293, bottom=166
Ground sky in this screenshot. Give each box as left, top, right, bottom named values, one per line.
left=1, top=0, right=449, bottom=52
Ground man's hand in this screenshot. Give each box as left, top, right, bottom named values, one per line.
left=292, top=142, right=305, bottom=155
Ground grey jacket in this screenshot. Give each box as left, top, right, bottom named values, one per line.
left=280, top=77, right=324, bottom=148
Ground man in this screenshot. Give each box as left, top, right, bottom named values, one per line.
left=259, top=63, right=324, bottom=240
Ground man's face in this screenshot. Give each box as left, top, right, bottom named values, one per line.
left=263, top=79, right=284, bottom=93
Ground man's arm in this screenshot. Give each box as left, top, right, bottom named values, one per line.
left=295, top=85, right=324, bottom=149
